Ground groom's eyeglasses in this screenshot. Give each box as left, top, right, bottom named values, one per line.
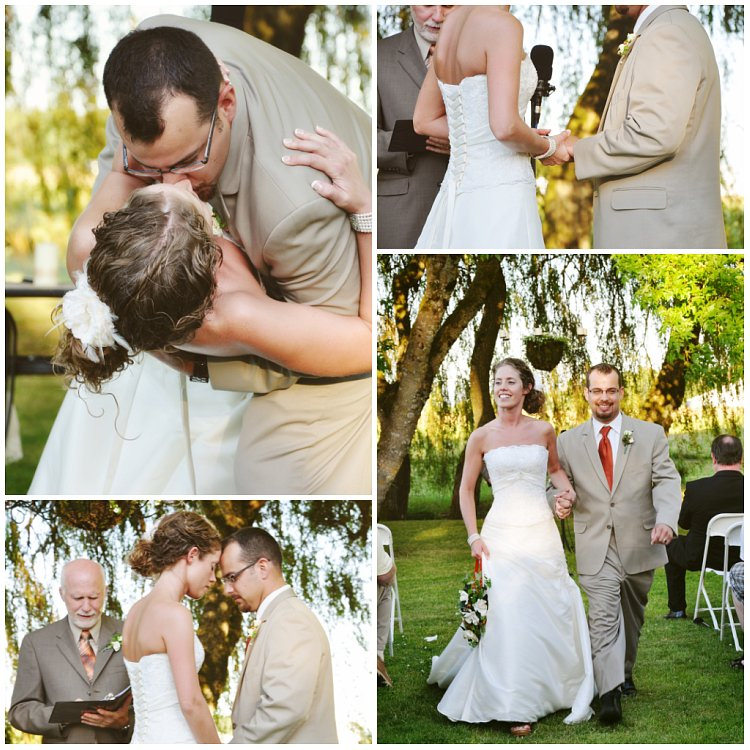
left=219, top=560, right=257, bottom=585
left=588, top=388, right=621, bottom=397
left=121, top=107, right=218, bottom=178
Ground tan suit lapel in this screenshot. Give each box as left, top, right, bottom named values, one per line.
left=397, top=28, right=428, bottom=91
left=55, top=617, right=92, bottom=686
left=599, top=55, right=629, bottom=132
left=611, top=415, right=636, bottom=496
left=91, top=616, right=116, bottom=685
left=581, top=420, right=611, bottom=494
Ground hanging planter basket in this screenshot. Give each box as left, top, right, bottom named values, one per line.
left=523, top=334, right=568, bottom=372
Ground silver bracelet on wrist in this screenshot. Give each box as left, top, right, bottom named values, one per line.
left=348, top=211, right=372, bottom=233
left=467, top=533, right=481, bottom=547
left=534, top=135, right=557, bottom=160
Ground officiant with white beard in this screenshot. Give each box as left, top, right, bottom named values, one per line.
left=9, top=559, right=133, bottom=743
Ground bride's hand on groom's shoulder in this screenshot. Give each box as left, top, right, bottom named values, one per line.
left=282, top=126, right=371, bottom=214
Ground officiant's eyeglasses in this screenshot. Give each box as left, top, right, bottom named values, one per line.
left=588, top=388, right=621, bottom=397
left=122, top=107, right=218, bottom=177
left=219, top=560, right=258, bottom=585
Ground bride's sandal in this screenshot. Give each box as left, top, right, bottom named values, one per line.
left=509, top=723, right=533, bottom=737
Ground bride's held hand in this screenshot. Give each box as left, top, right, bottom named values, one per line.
left=282, top=126, right=371, bottom=214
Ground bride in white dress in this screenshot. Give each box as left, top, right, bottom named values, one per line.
left=123, top=511, right=222, bottom=743
left=428, top=358, right=594, bottom=736
left=413, top=6, right=570, bottom=249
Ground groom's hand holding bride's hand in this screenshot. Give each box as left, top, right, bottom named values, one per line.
left=554, top=488, right=576, bottom=520
left=541, top=132, right=579, bottom=167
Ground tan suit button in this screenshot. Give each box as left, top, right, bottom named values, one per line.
left=606, top=524, right=612, bottom=530
left=610, top=503, right=615, bottom=507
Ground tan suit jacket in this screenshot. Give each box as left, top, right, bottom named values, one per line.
left=557, top=415, right=681, bottom=576
left=377, top=27, right=449, bottom=249
left=231, top=589, right=337, bottom=744
left=94, top=14, right=372, bottom=393
left=574, top=6, right=726, bottom=249
left=9, top=615, right=132, bottom=744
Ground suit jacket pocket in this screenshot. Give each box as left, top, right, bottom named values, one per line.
left=611, top=187, right=667, bottom=210
left=378, top=177, right=409, bottom=197
left=573, top=520, right=587, bottom=534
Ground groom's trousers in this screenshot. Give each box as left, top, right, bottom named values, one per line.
left=578, top=532, right=654, bottom=696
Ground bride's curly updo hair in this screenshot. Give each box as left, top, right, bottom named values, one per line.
left=492, top=357, right=545, bottom=414
left=52, top=187, right=222, bottom=392
left=129, top=511, right=222, bottom=577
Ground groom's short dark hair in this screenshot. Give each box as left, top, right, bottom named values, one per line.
left=103, top=26, right=222, bottom=143
left=586, top=363, right=623, bottom=388
left=222, top=527, right=283, bottom=568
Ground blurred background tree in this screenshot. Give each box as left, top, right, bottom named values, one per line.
left=377, top=254, right=744, bottom=520
left=377, top=5, right=744, bottom=248
left=5, top=499, right=371, bottom=744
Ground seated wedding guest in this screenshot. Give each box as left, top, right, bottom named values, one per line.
left=9, top=559, right=133, bottom=743
left=377, top=538, right=396, bottom=688
left=729, top=524, right=744, bottom=669
left=664, top=435, right=744, bottom=619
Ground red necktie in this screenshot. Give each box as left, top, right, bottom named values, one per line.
left=598, top=426, right=613, bottom=490
left=78, top=629, right=96, bottom=681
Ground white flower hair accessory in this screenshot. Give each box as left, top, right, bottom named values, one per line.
left=61, top=264, right=128, bottom=363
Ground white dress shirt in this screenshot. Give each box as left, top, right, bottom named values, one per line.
left=68, top=616, right=102, bottom=654
left=592, top=412, right=623, bottom=468
left=412, top=25, right=432, bottom=67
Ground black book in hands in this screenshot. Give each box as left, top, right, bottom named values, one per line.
left=49, top=685, right=132, bottom=724
left=388, top=120, right=429, bottom=153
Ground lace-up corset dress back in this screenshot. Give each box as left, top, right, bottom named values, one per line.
left=124, top=633, right=204, bottom=743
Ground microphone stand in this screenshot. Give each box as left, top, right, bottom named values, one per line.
left=530, top=78, right=556, bottom=175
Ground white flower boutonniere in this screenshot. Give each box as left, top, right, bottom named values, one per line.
left=622, top=430, right=634, bottom=447
left=211, top=209, right=227, bottom=237
left=245, top=619, right=261, bottom=650
left=103, top=632, right=123, bottom=653
left=618, top=33, right=636, bottom=59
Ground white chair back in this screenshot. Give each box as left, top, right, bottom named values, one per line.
left=706, top=513, right=745, bottom=539
left=724, top=522, right=743, bottom=548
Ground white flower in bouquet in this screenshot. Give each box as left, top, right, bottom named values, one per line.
left=474, top=599, right=488, bottom=616
left=464, top=630, right=478, bottom=644
left=459, top=589, right=469, bottom=603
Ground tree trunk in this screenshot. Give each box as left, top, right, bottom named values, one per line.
left=377, top=256, right=502, bottom=511
left=241, top=6, right=315, bottom=57
left=541, top=6, right=633, bottom=248
left=449, top=260, right=507, bottom=519
left=379, top=454, right=411, bottom=521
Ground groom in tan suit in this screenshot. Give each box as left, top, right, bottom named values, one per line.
left=552, top=6, right=726, bottom=249
left=68, top=15, right=371, bottom=493
left=9, top=560, right=133, bottom=743
left=220, top=528, right=338, bottom=743
left=555, top=364, right=681, bottom=725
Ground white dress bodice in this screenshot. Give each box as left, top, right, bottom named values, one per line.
left=438, top=55, right=538, bottom=193
left=484, top=443, right=552, bottom=526
left=125, top=633, right=204, bottom=743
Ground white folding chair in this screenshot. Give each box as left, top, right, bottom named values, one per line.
left=720, top=521, right=743, bottom=651
left=377, top=523, right=403, bottom=656
left=693, top=512, right=744, bottom=630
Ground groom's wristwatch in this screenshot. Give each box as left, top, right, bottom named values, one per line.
left=189, top=355, right=210, bottom=383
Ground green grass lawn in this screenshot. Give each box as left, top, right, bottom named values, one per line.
left=6, top=375, right=67, bottom=494
left=377, top=520, right=743, bottom=744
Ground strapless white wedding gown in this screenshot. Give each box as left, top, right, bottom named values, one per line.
left=416, top=55, right=545, bottom=249
left=28, top=354, right=249, bottom=493
left=125, top=633, right=204, bottom=743
left=428, top=444, right=594, bottom=724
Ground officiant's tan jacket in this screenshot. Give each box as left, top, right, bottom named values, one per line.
left=231, top=588, right=338, bottom=744
left=574, top=5, right=726, bottom=249
left=9, top=615, right=132, bottom=744
left=556, top=415, right=681, bottom=576
left=94, top=14, right=372, bottom=394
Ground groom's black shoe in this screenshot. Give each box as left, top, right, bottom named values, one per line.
left=664, top=610, right=687, bottom=620
left=621, top=678, right=637, bottom=697
left=598, top=687, right=622, bottom=725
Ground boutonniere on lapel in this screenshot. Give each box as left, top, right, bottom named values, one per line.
left=211, top=209, right=227, bottom=237
left=617, top=33, right=636, bottom=59
left=245, top=619, right=261, bottom=651
left=622, top=430, right=635, bottom=448
left=102, top=632, right=123, bottom=653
